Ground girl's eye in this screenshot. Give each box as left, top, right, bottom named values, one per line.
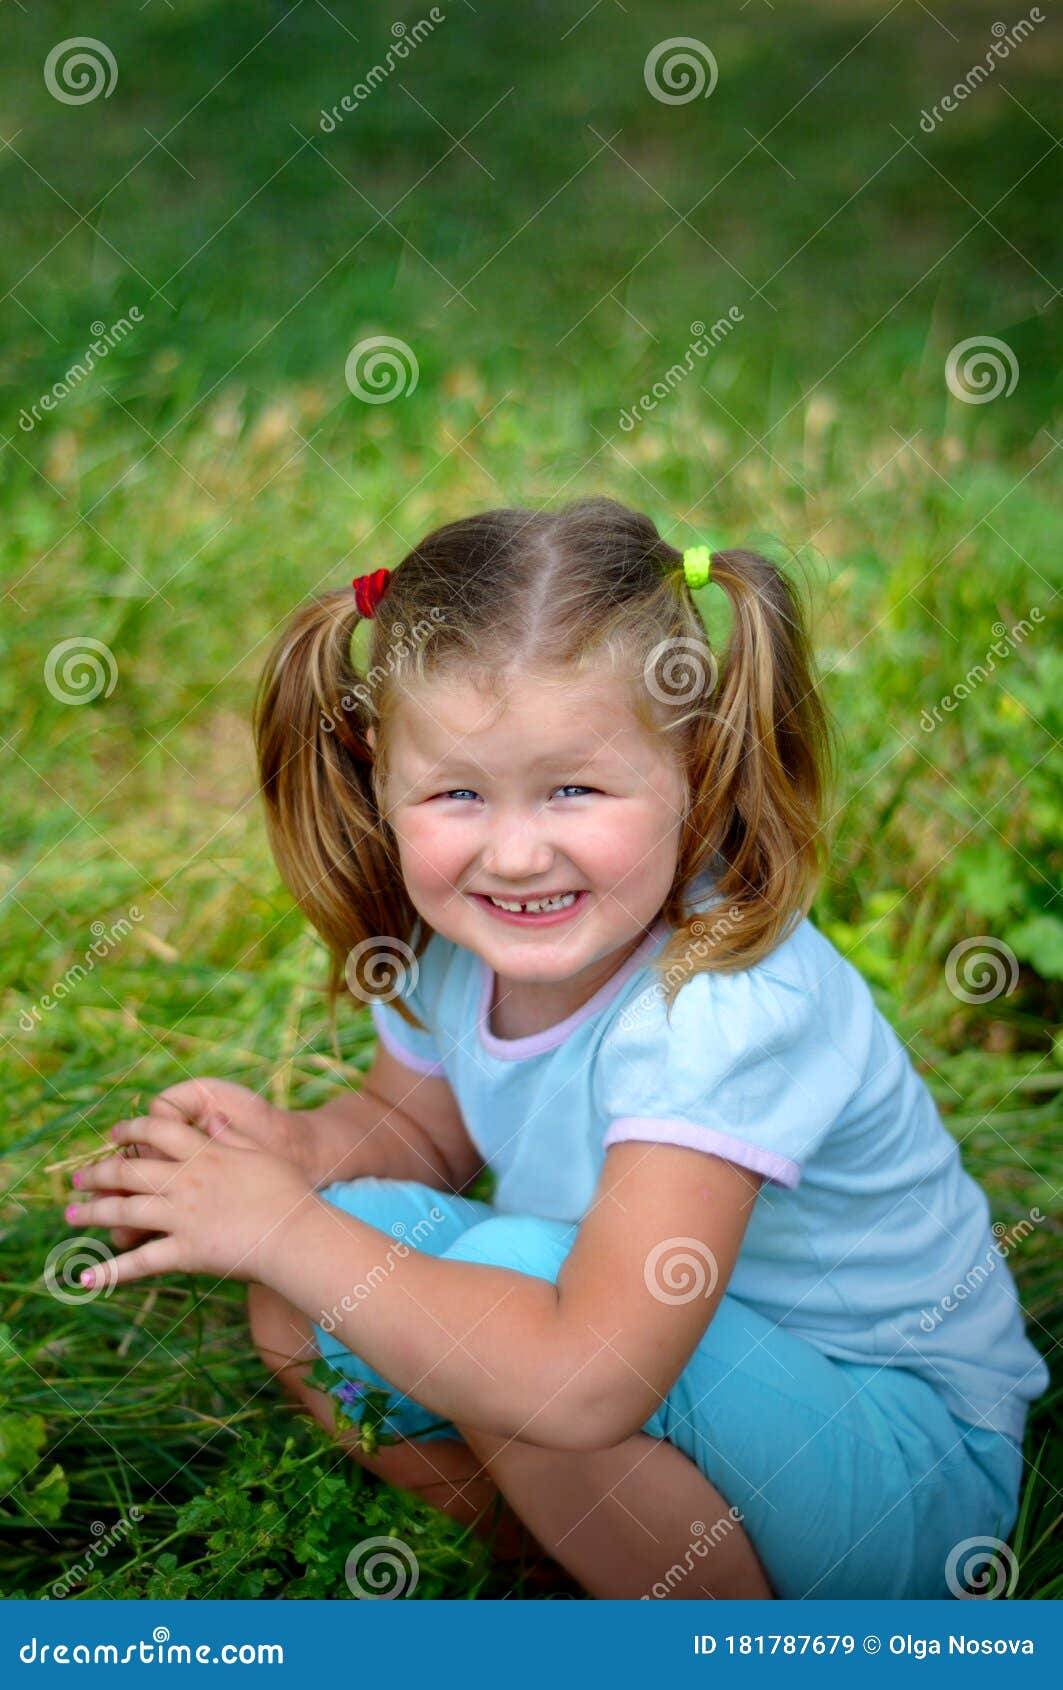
left=433, top=785, right=597, bottom=801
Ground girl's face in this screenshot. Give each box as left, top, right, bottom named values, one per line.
left=369, top=664, right=688, bottom=1002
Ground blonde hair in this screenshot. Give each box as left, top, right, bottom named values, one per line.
left=253, top=496, right=837, bottom=1035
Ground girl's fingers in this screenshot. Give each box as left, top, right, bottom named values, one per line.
left=148, top=1077, right=225, bottom=1125
left=109, top=1225, right=155, bottom=1250
left=110, top=1115, right=209, bottom=1161
left=85, top=1237, right=177, bottom=1291
left=202, top=1111, right=258, bottom=1151
left=66, top=1193, right=170, bottom=1232
left=74, top=1155, right=167, bottom=1194
left=150, top=1093, right=197, bottom=1120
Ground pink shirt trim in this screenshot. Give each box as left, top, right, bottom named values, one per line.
left=478, top=917, right=671, bottom=1062
left=603, top=1116, right=801, bottom=1189
left=370, top=1004, right=447, bottom=1076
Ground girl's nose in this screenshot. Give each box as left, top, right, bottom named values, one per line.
left=481, top=814, right=556, bottom=880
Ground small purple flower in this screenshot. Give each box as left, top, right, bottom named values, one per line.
left=335, top=1380, right=367, bottom=1407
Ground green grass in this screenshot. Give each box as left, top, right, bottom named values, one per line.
left=1, top=0, right=1060, bottom=1598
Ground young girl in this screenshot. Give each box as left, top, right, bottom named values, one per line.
left=67, top=497, right=1048, bottom=1600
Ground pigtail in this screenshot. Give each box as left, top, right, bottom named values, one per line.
left=678, top=548, right=837, bottom=967
left=252, top=589, right=424, bottom=1035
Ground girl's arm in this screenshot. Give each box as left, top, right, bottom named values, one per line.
left=71, top=1126, right=759, bottom=1449
left=258, top=1141, right=762, bottom=1449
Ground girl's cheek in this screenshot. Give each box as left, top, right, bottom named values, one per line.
left=396, top=815, right=465, bottom=898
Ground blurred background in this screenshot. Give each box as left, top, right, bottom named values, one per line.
left=1, top=1, right=1060, bottom=1598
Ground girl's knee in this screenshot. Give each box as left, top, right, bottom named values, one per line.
left=318, top=1174, right=434, bottom=1222
left=318, top=1177, right=484, bottom=1257
left=441, top=1214, right=575, bottom=1284
left=247, top=1282, right=317, bottom=1373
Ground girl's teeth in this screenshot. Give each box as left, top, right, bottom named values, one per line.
left=488, top=892, right=579, bottom=913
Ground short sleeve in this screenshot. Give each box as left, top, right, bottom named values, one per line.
left=367, top=930, right=447, bottom=1077
left=595, top=966, right=864, bottom=1189
left=370, top=999, right=446, bottom=1075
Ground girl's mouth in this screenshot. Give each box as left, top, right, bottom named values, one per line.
left=470, top=890, right=589, bottom=927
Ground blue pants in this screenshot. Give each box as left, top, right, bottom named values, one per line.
left=310, top=1177, right=1025, bottom=1599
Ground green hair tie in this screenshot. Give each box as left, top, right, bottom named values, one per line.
left=682, top=545, right=714, bottom=590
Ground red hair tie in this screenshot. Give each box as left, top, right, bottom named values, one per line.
left=351, top=568, right=391, bottom=619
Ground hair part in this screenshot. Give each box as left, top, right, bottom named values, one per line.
left=253, top=496, right=838, bottom=1034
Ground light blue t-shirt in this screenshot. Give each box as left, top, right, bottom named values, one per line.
left=369, top=873, right=1049, bottom=1441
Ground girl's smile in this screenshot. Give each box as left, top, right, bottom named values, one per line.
left=469, top=888, right=589, bottom=926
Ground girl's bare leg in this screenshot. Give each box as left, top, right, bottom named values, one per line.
left=245, top=1282, right=558, bottom=1576
left=248, top=1284, right=772, bottom=1598
left=454, top=1421, right=775, bottom=1599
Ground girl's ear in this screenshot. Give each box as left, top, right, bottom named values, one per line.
left=365, top=726, right=376, bottom=753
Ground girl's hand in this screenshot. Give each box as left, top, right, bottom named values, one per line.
left=146, top=1076, right=299, bottom=1161
left=103, top=1078, right=301, bottom=1254
left=65, top=1115, right=315, bottom=1289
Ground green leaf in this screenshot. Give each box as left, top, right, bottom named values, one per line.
left=1004, top=913, right=1063, bottom=981
left=26, top=1463, right=69, bottom=1525
left=948, top=843, right=1026, bottom=922
left=0, top=1412, right=47, bottom=1493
